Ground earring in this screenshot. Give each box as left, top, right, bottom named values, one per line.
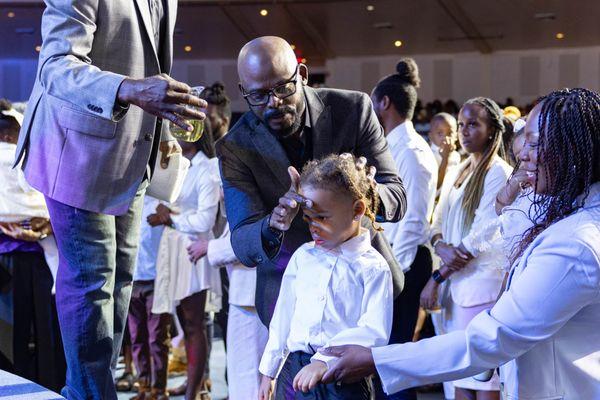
left=354, top=216, right=360, bottom=221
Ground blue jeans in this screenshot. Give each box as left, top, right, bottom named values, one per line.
left=46, top=184, right=146, bottom=400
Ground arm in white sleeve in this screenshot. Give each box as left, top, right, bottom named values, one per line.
left=312, top=261, right=394, bottom=368
left=462, top=164, right=510, bottom=256
left=430, top=166, right=457, bottom=240
left=373, top=234, right=600, bottom=394
left=39, top=0, right=128, bottom=121
left=171, top=174, right=220, bottom=234
left=206, top=227, right=239, bottom=268
left=259, top=249, right=300, bottom=378
left=390, top=150, right=436, bottom=271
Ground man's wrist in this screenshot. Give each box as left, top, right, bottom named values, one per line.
left=116, top=78, right=134, bottom=106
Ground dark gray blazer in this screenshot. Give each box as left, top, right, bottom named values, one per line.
left=217, top=86, right=406, bottom=325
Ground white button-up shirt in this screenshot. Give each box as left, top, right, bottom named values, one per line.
left=373, top=182, right=600, bottom=399
left=259, top=229, right=393, bottom=378
left=381, top=121, right=438, bottom=272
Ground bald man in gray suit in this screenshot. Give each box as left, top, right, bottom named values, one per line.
left=15, top=1, right=205, bottom=398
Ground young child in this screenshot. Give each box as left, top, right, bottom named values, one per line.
left=258, top=154, right=393, bottom=400
left=428, top=112, right=462, bottom=191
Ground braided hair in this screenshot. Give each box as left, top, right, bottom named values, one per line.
left=300, top=154, right=381, bottom=230
left=372, top=58, right=420, bottom=120
left=459, top=97, right=507, bottom=233
left=513, top=88, right=600, bottom=262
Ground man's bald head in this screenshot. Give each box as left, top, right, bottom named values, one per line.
left=237, top=36, right=308, bottom=139
left=237, top=36, right=298, bottom=88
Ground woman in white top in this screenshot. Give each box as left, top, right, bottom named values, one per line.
left=320, top=88, right=600, bottom=400
left=425, top=97, right=512, bottom=399
left=187, top=160, right=269, bottom=400
left=148, top=128, right=221, bottom=400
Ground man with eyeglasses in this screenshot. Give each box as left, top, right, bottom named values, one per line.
left=217, top=35, right=407, bottom=393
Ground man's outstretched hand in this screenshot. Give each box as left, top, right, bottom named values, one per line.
left=118, top=73, right=207, bottom=132
left=319, top=345, right=376, bottom=384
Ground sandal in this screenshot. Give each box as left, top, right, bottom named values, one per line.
left=116, top=371, right=135, bottom=392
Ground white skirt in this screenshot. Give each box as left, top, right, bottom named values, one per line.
left=152, top=227, right=221, bottom=314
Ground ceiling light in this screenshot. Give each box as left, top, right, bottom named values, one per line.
left=555, top=32, right=565, bottom=39
left=260, top=9, right=268, bottom=16
left=366, top=5, right=375, bottom=11
left=394, top=40, right=402, bottom=47
left=35, top=45, right=41, bottom=52
left=184, top=45, right=192, bottom=52
left=7, top=11, right=15, bottom=18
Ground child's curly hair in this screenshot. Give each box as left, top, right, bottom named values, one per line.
left=300, top=154, right=381, bottom=230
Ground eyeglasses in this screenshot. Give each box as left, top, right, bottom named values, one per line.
left=240, top=65, right=300, bottom=106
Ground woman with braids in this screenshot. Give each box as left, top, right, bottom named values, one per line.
left=318, top=88, right=600, bottom=400
left=258, top=154, right=393, bottom=400
left=418, top=97, right=512, bottom=399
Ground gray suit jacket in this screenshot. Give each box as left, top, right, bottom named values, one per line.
left=217, top=86, right=407, bottom=325
left=15, top=0, right=176, bottom=215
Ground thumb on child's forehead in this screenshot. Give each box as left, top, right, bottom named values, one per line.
left=288, top=166, right=300, bottom=188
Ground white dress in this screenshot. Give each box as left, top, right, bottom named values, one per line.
left=430, top=156, right=511, bottom=390
left=152, top=152, right=221, bottom=314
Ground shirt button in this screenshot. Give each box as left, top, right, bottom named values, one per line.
left=319, top=295, right=325, bottom=302
left=145, top=133, right=153, bottom=141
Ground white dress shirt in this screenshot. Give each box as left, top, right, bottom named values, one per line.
left=134, top=195, right=164, bottom=281
left=259, top=229, right=393, bottom=378
left=381, top=121, right=438, bottom=272
left=431, top=156, right=512, bottom=307
left=431, top=143, right=461, bottom=169
left=373, top=182, right=600, bottom=399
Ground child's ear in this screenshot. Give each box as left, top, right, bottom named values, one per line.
left=353, top=199, right=366, bottom=220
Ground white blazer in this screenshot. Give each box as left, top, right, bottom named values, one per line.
left=373, top=182, right=600, bottom=399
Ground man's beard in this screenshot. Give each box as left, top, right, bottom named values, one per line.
left=264, top=106, right=303, bottom=139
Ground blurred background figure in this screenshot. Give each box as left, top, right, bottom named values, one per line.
left=0, top=98, right=65, bottom=393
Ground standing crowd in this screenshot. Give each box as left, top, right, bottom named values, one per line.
left=0, top=2, right=598, bottom=400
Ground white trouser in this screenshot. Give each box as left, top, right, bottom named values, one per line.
left=226, top=304, right=268, bottom=400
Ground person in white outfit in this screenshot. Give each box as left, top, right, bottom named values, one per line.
left=258, top=155, right=393, bottom=400
left=187, top=159, right=269, bottom=400
left=318, top=88, right=600, bottom=400
left=428, top=112, right=462, bottom=193
left=148, top=129, right=221, bottom=400
left=370, top=58, right=438, bottom=400
left=419, top=98, right=513, bottom=400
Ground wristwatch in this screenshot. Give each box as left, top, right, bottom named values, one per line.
left=432, top=270, right=445, bottom=284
